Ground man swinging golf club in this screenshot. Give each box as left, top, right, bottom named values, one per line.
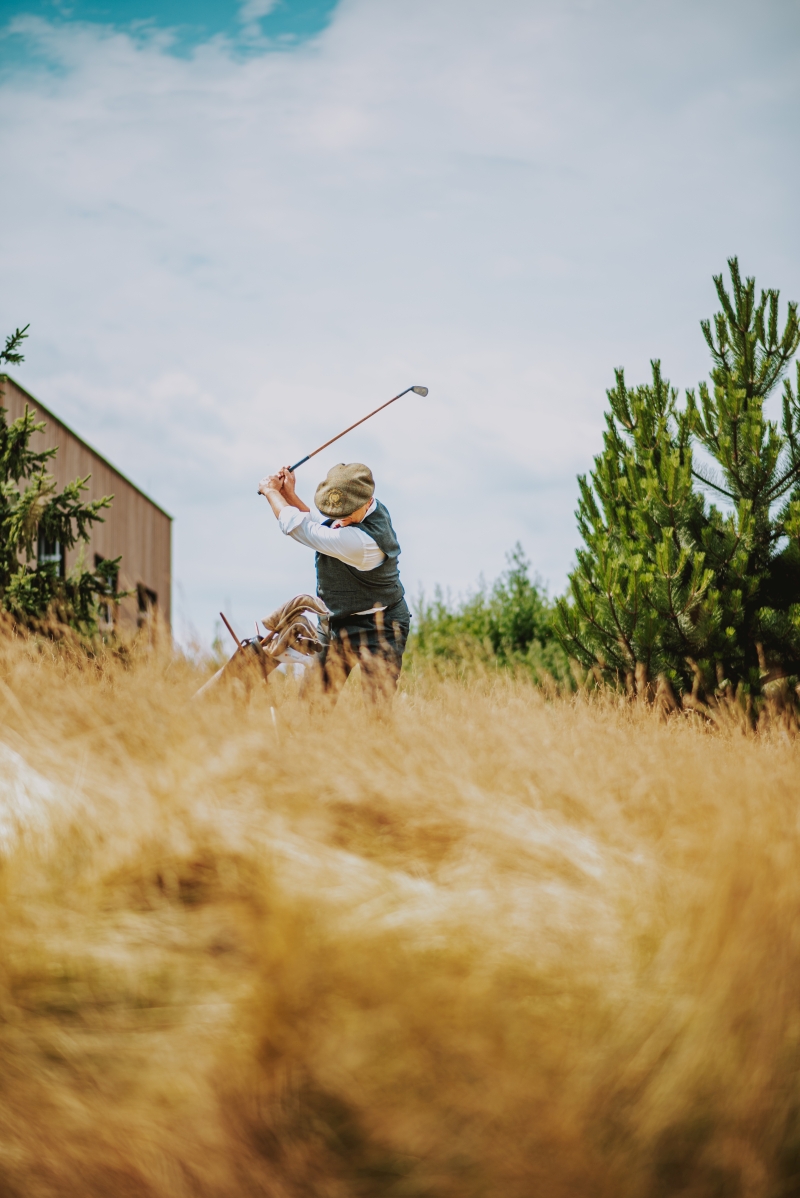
left=258, top=462, right=411, bottom=700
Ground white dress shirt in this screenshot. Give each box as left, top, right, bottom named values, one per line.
left=277, top=498, right=386, bottom=572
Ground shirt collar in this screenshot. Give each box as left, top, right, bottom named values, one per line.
left=324, top=496, right=377, bottom=527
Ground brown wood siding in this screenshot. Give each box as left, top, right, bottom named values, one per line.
left=1, top=375, right=171, bottom=629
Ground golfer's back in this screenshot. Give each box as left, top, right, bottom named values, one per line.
left=315, top=500, right=405, bottom=619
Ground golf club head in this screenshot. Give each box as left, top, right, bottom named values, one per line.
left=411, top=385, right=428, bottom=396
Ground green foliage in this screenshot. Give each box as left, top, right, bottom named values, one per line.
left=408, top=545, right=570, bottom=681
left=2, top=325, right=29, bottom=367
left=0, top=327, right=125, bottom=634
left=556, top=259, right=800, bottom=700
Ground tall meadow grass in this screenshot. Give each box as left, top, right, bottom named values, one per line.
left=0, top=629, right=799, bottom=1196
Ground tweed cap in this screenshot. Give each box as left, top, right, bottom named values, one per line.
left=315, top=462, right=375, bottom=518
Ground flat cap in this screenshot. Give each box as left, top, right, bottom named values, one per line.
left=315, top=462, right=375, bottom=518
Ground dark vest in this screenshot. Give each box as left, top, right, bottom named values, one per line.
left=315, top=500, right=405, bottom=619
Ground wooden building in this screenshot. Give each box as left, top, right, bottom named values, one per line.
left=1, top=374, right=171, bottom=630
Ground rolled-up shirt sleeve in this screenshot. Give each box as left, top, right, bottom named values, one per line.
left=277, top=508, right=386, bottom=571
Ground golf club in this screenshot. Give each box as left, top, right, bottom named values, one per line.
left=219, top=611, right=242, bottom=649
left=258, top=386, right=428, bottom=493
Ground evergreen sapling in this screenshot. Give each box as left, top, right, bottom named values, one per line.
left=0, top=326, right=125, bottom=634
left=556, top=260, right=800, bottom=703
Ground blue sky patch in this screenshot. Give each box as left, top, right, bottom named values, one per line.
left=0, top=0, right=342, bottom=58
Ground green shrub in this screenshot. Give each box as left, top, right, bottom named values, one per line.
left=406, top=544, right=570, bottom=682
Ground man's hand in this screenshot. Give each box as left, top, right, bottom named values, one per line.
left=259, top=472, right=291, bottom=520
left=278, top=467, right=311, bottom=513
left=258, top=473, right=284, bottom=497
left=279, top=467, right=298, bottom=501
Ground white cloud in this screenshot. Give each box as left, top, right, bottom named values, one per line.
left=238, top=0, right=281, bottom=23
left=237, top=0, right=282, bottom=43
left=1, top=0, right=799, bottom=644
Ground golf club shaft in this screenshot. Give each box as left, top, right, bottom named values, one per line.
left=288, top=387, right=414, bottom=473
left=220, top=611, right=242, bottom=649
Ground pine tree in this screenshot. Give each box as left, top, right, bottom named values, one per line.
left=0, top=326, right=124, bottom=634
left=555, top=260, right=800, bottom=701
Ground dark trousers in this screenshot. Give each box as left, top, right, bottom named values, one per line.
left=317, top=608, right=410, bottom=702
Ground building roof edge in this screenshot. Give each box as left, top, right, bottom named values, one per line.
left=0, top=374, right=173, bottom=521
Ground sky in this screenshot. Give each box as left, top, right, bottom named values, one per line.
left=1, top=0, right=799, bottom=646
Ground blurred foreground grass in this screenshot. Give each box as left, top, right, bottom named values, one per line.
left=1, top=630, right=800, bottom=1196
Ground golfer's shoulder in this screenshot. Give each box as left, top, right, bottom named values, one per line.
left=365, top=497, right=393, bottom=518
left=361, top=499, right=391, bottom=530
left=361, top=500, right=401, bottom=554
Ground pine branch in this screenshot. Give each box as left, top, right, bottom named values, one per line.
left=0, top=326, right=29, bottom=367
left=690, top=467, right=736, bottom=500
left=764, top=459, right=800, bottom=505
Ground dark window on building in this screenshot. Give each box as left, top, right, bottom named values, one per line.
left=38, top=533, right=64, bottom=578
left=137, top=583, right=158, bottom=628
left=95, top=554, right=119, bottom=629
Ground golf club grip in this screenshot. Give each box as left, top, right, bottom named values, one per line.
left=255, top=460, right=307, bottom=495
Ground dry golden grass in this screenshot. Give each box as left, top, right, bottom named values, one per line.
left=1, top=632, right=800, bottom=1197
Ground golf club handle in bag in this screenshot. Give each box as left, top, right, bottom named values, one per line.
left=259, top=385, right=427, bottom=494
